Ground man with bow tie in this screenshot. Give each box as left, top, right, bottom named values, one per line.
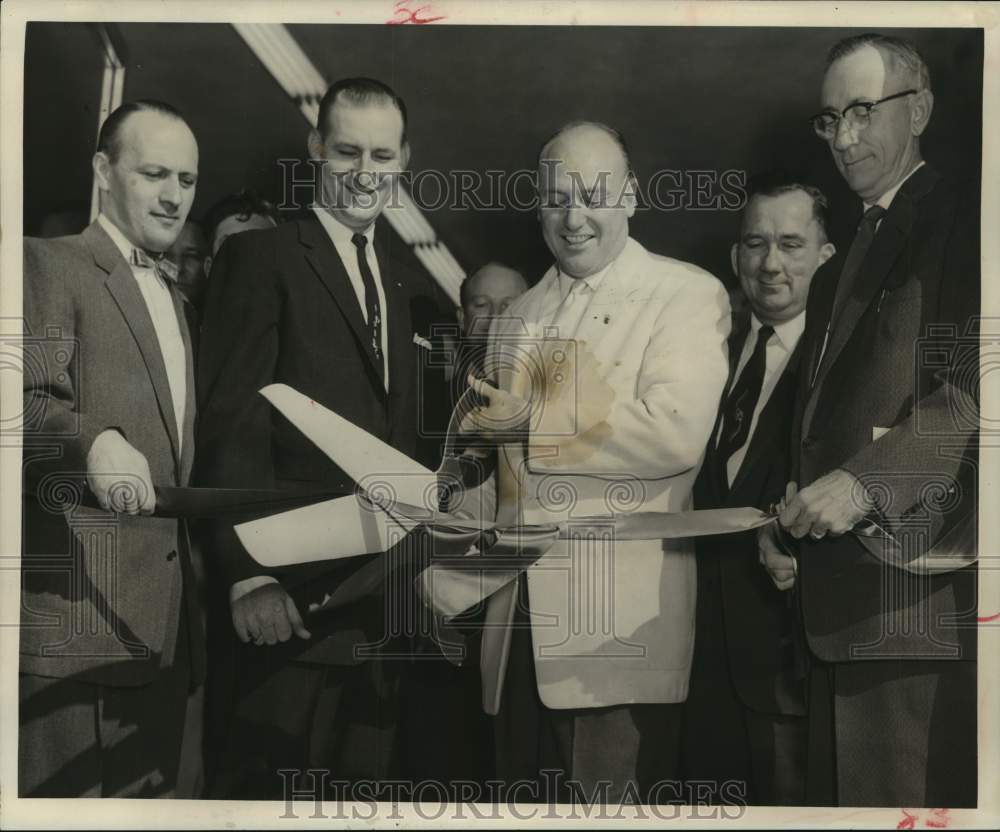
left=759, top=34, right=980, bottom=806
left=681, top=177, right=835, bottom=805
left=20, top=100, right=204, bottom=797
left=196, top=77, right=453, bottom=798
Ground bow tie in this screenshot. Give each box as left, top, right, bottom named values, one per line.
left=130, top=247, right=179, bottom=283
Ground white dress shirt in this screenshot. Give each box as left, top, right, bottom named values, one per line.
left=98, top=214, right=187, bottom=451
left=718, top=311, right=805, bottom=486
left=545, top=260, right=615, bottom=335
left=312, top=206, right=390, bottom=389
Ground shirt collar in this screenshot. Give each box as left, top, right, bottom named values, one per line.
left=555, top=253, right=618, bottom=300
left=97, top=213, right=142, bottom=263
left=312, top=205, right=375, bottom=248
left=749, top=309, right=805, bottom=353
left=864, top=160, right=926, bottom=212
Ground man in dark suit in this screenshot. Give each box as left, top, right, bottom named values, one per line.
left=398, top=261, right=527, bottom=790
left=683, top=179, right=835, bottom=805
left=196, top=77, right=452, bottom=798
left=760, top=34, right=979, bottom=807
left=20, top=100, right=204, bottom=797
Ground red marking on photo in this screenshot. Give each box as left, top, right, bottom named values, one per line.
left=926, top=808, right=951, bottom=828
left=897, top=809, right=919, bottom=830
left=977, top=611, right=1000, bottom=623
left=387, top=0, right=446, bottom=24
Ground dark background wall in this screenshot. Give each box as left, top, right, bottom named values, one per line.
left=23, top=22, right=983, bottom=287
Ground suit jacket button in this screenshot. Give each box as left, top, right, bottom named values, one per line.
left=167, top=550, right=177, bottom=561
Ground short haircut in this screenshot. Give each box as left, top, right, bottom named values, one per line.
left=827, top=33, right=932, bottom=93
left=316, top=77, right=408, bottom=144
left=743, top=173, right=831, bottom=242
left=203, top=189, right=279, bottom=251
left=459, top=262, right=525, bottom=307
left=537, top=120, right=634, bottom=177
left=96, top=99, right=187, bottom=162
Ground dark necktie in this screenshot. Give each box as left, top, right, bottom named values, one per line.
left=809, top=204, right=887, bottom=389
left=131, top=247, right=179, bottom=284
left=716, top=324, right=774, bottom=473
left=351, top=232, right=384, bottom=381
left=828, top=204, right=888, bottom=330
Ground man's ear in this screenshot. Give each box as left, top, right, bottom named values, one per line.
left=818, top=241, right=836, bottom=267
left=730, top=242, right=740, bottom=278
left=623, top=172, right=638, bottom=219
left=203, top=255, right=214, bottom=276
left=456, top=306, right=465, bottom=333
left=400, top=141, right=411, bottom=171
left=307, top=128, right=323, bottom=160
left=92, top=151, right=112, bottom=191
left=910, top=89, right=934, bottom=137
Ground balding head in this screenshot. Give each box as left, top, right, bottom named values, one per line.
left=459, top=262, right=528, bottom=337
left=537, top=122, right=636, bottom=279
left=538, top=121, right=632, bottom=175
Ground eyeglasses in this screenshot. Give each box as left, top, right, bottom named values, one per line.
left=810, top=89, right=918, bottom=140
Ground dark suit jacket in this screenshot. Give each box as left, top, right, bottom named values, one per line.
left=195, top=214, right=452, bottom=665
left=21, top=220, right=203, bottom=688
left=794, top=164, right=979, bottom=664
left=693, top=317, right=806, bottom=716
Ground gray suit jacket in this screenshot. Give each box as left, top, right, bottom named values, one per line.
left=21, top=219, right=202, bottom=687
left=794, top=164, right=979, bottom=663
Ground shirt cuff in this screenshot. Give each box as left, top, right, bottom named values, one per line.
left=229, top=575, right=279, bottom=604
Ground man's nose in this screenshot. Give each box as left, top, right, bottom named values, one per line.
left=564, top=206, right=585, bottom=230
left=832, top=116, right=858, bottom=152
left=762, top=244, right=783, bottom=273
left=159, top=177, right=181, bottom=208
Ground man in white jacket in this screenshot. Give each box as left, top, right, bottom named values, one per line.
left=460, top=122, right=730, bottom=802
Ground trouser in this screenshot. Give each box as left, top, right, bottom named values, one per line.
left=206, top=653, right=400, bottom=800
left=18, top=611, right=192, bottom=798
left=493, top=594, right=683, bottom=805
left=397, top=623, right=495, bottom=790
left=805, top=658, right=976, bottom=807
left=681, top=573, right=807, bottom=805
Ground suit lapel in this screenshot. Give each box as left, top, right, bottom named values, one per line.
left=299, top=216, right=384, bottom=384
left=803, top=165, right=937, bottom=435
left=572, top=238, right=641, bottom=351
left=171, top=292, right=197, bottom=485
left=810, top=217, right=906, bottom=396
left=86, top=222, right=182, bottom=467
left=376, top=232, right=414, bottom=407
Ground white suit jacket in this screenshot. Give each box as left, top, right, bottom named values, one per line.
left=479, top=237, right=730, bottom=712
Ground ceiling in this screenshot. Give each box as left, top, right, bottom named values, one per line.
left=23, top=22, right=983, bottom=283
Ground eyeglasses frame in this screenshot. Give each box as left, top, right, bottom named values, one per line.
left=809, top=88, right=920, bottom=140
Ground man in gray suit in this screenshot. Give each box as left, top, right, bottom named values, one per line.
left=20, top=100, right=204, bottom=797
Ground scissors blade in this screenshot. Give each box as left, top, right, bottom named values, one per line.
left=234, top=494, right=414, bottom=567
left=570, top=507, right=776, bottom=539
left=259, top=384, right=437, bottom=509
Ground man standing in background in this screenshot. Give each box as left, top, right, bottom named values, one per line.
left=682, top=178, right=835, bottom=804
left=166, top=220, right=209, bottom=310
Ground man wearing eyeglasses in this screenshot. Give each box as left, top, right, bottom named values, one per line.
left=758, top=34, right=979, bottom=806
